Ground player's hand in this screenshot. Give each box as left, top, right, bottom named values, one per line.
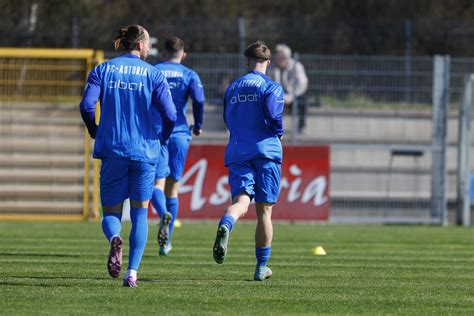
left=192, top=128, right=202, bottom=136
left=190, top=124, right=202, bottom=136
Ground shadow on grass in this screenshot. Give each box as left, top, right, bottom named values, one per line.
left=0, top=252, right=81, bottom=258
left=0, top=281, right=74, bottom=288
left=139, top=277, right=257, bottom=283
left=138, top=278, right=162, bottom=283
left=0, top=275, right=113, bottom=288
left=8, top=275, right=109, bottom=281
left=0, top=281, right=75, bottom=287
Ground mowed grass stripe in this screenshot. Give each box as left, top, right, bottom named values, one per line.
left=0, top=222, right=473, bottom=315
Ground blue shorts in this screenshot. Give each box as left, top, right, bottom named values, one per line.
left=100, top=158, right=156, bottom=207
left=155, top=143, right=170, bottom=179
left=228, top=158, right=281, bottom=203
left=155, top=135, right=191, bottom=181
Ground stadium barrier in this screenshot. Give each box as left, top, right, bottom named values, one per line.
left=148, top=144, right=330, bottom=221
left=0, top=48, right=103, bottom=221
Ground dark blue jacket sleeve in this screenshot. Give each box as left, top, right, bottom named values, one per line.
left=189, top=71, right=205, bottom=131
left=223, top=97, right=227, bottom=125
left=153, top=74, right=177, bottom=142
left=79, top=67, right=101, bottom=139
left=223, top=86, right=231, bottom=126
left=263, top=83, right=284, bottom=138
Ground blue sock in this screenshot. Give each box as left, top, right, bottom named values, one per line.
left=255, top=246, right=272, bottom=267
left=218, top=214, right=236, bottom=232
left=101, top=212, right=122, bottom=243
left=151, top=187, right=166, bottom=218
left=128, top=207, right=148, bottom=271
left=166, top=197, right=178, bottom=239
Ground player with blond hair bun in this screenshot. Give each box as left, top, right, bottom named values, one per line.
left=80, top=24, right=176, bottom=288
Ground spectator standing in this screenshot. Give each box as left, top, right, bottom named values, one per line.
left=267, top=44, right=308, bottom=133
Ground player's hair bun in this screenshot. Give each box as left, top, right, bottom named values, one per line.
left=113, top=25, right=146, bottom=51
left=244, top=41, right=271, bottom=61
left=113, top=28, right=127, bottom=50
left=119, top=28, right=128, bottom=38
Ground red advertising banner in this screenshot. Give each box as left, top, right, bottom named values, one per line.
left=149, top=144, right=330, bottom=221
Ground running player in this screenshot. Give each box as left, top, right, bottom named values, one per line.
left=212, top=41, right=284, bottom=281
left=79, top=25, right=177, bottom=287
left=151, top=37, right=205, bottom=256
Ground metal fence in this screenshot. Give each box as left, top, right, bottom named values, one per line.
left=150, top=53, right=467, bottom=224
left=102, top=52, right=474, bottom=224
left=166, top=53, right=474, bottom=107
left=1, top=49, right=472, bottom=224
left=0, top=48, right=103, bottom=220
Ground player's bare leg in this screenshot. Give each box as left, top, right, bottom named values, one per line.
left=155, top=178, right=166, bottom=193
left=226, top=193, right=251, bottom=220
left=254, top=202, right=273, bottom=281
left=164, top=177, right=179, bottom=198
left=255, top=202, right=273, bottom=247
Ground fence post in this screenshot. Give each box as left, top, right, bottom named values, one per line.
left=237, top=16, right=247, bottom=67
left=71, top=16, right=79, bottom=48
left=91, top=50, right=105, bottom=220
left=456, top=75, right=473, bottom=226
left=431, top=55, right=450, bottom=225
left=291, top=53, right=300, bottom=145
left=404, top=19, right=412, bottom=104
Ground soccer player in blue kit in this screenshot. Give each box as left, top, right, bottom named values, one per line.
left=212, top=41, right=284, bottom=281
left=79, top=25, right=177, bottom=287
left=151, top=37, right=205, bottom=256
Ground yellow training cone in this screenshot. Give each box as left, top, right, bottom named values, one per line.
left=312, top=246, right=326, bottom=256
left=174, top=219, right=182, bottom=228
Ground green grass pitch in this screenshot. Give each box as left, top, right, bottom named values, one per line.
left=0, top=221, right=473, bottom=315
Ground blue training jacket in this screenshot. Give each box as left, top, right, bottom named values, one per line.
left=79, top=54, right=177, bottom=163
left=224, top=70, right=284, bottom=166
left=154, top=61, right=205, bottom=135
